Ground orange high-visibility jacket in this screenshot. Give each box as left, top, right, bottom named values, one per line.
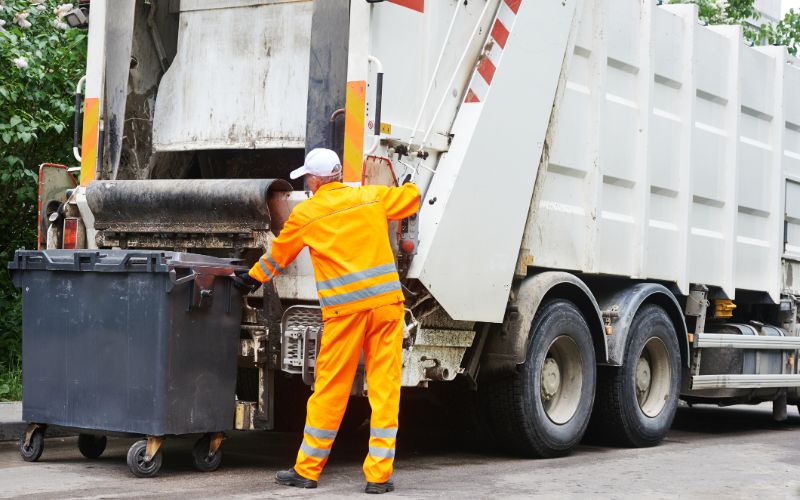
left=249, top=182, right=420, bottom=319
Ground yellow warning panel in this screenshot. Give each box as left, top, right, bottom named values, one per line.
left=380, top=122, right=392, bottom=135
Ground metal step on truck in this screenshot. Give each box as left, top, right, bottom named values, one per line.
left=32, top=0, right=800, bottom=462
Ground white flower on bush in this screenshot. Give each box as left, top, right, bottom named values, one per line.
left=14, top=11, right=32, bottom=29
left=53, top=3, right=72, bottom=17
left=14, top=57, right=29, bottom=70
left=52, top=18, right=67, bottom=29
left=36, top=4, right=46, bottom=11
left=0, top=19, right=5, bottom=30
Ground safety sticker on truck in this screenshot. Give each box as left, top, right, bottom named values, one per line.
left=389, top=0, right=424, bottom=13
left=464, top=0, right=522, bottom=104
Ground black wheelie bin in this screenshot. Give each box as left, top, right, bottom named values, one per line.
left=8, top=249, right=245, bottom=477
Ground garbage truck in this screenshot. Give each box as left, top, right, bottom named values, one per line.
left=34, top=0, right=800, bottom=461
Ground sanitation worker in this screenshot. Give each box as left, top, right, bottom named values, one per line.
left=233, top=148, right=420, bottom=494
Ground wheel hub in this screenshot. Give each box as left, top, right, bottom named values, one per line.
left=540, top=335, right=583, bottom=425
left=636, top=337, right=672, bottom=418
left=541, top=357, right=561, bottom=401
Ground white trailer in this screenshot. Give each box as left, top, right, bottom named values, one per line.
left=44, top=0, right=800, bottom=460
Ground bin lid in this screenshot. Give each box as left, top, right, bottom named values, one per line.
left=8, top=250, right=246, bottom=275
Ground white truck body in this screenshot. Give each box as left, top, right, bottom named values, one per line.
left=139, top=0, right=800, bottom=324
left=54, top=0, right=800, bottom=453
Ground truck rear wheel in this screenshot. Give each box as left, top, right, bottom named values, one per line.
left=483, top=299, right=596, bottom=458
left=590, top=304, right=680, bottom=447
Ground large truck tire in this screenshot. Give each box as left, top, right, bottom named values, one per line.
left=589, top=304, right=680, bottom=447
left=482, top=299, right=596, bottom=458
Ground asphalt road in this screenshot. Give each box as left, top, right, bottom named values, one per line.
left=0, top=403, right=798, bottom=499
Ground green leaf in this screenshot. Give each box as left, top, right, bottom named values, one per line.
left=1, top=133, right=10, bottom=145
left=8, top=116, right=21, bottom=127
left=5, top=156, right=23, bottom=167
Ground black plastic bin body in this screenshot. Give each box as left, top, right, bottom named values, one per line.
left=9, top=250, right=244, bottom=436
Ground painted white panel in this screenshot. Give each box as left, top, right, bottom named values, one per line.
left=153, top=1, right=313, bottom=151
left=691, top=126, right=727, bottom=202
left=740, top=49, right=775, bottom=116
left=605, top=0, right=639, bottom=69
left=411, top=0, right=580, bottom=322
left=652, top=8, right=683, bottom=85
left=649, top=112, right=681, bottom=192
left=549, top=86, right=593, bottom=175
left=370, top=0, right=492, bottom=148
left=786, top=63, right=800, bottom=128
left=694, top=28, right=729, bottom=102
left=738, top=138, right=772, bottom=214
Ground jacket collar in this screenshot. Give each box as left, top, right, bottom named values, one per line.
left=314, top=182, right=348, bottom=194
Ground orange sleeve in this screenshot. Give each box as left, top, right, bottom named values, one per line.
left=248, top=214, right=305, bottom=283
left=379, top=183, right=420, bottom=220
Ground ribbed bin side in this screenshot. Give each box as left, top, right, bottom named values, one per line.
left=11, top=250, right=243, bottom=436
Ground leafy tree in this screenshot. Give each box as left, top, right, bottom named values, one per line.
left=0, top=0, right=86, bottom=400
left=761, top=9, right=800, bottom=55
left=670, top=0, right=800, bottom=55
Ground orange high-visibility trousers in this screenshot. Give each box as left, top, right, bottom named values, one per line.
left=294, top=302, right=404, bottom=483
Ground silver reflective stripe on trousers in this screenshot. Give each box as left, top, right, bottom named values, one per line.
left=259, top=259, right=274, bottom=279
left=301, top=440, right=331, bottom=459
left=370, top=427, right=398, bottom=439
left=368, top=446, right=396, bottom=459
left=305, top=425, right=337, bottom=440
left=316, top=263, right=397, bottom=291
left=319, top=280, right=402, bottom=307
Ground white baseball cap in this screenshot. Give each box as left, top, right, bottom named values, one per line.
left=289, top=148, right=343, bottom=180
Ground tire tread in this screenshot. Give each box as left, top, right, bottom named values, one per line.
left=482, top=299, right=595, bottom=458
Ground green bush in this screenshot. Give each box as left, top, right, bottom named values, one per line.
left=0, top=0, right=87, bottom=401
left=670, top=0, right=800, bottom=55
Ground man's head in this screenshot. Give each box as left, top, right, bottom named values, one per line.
left=290, top=148, right=343, bottom=193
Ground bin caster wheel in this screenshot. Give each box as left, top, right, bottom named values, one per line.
left=19, top=425, right=45, bottom=462
left=127, top=439, right=163, bottom=478
left=78, top=434, right=107, bottom=459
left=192, top=434, right=223, bottom=472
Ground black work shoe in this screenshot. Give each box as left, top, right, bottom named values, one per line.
left=365, top=480, right=394, bottom=494
left=275, top=468, right=317, bottom=489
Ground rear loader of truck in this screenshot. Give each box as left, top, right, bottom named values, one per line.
left=34, top=0, right=800, bottom=463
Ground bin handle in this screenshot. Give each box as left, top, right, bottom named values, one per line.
left=115, top=252, right=160, bottom=272
left=166, top=269, right=197, bottom=293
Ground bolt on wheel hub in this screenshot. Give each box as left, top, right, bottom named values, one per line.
left=636, top=337, right=672, bottom=418
left=636, top=355, right=652, bottom=398
left=540, top=335, right=583, bottom=425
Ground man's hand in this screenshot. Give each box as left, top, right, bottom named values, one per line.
left=232, top=271, right=262, bottom=294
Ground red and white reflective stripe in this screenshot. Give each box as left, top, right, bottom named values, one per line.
left=463, top=0, right=522, bottom=104
left=388, top=0, right=424, bottom=13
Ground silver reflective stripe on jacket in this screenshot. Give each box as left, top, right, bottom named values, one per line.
left=259, top=259, right=274, bottom=279
left=266, top=255, right=284, bottom=274
left=319, top=280, right=402, bottom=307
left=316, top=263, right=397, bottom=291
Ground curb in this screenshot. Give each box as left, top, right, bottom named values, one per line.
left=0, top=423, right=74, bottom=442
left=0, top=402, right=74, bottom=442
